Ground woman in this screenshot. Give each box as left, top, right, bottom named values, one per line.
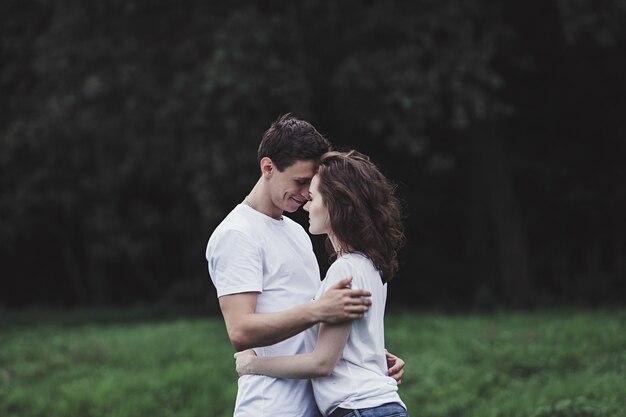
left=235, top=150, right=408, bottom=417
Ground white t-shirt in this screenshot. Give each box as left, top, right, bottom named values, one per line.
left=306, top=253, right=405, bottom=417
left=206, top=204, right=323, bottom=417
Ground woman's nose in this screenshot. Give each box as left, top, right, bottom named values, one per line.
left=303, top=201, right=311, bottom=211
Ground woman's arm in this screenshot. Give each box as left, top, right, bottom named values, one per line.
left=385, top=349, right=405, bottom=384
left=235, top=321, right=351, bottom=379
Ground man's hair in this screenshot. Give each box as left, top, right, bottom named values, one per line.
left=257, top=114, right=331, bottom=171
left=316, top=150, right=405, bottom=283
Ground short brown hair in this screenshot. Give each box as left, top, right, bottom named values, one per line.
left=316, top=150, right=405, bottom=283
left=257, top=114, right=331, bottom=171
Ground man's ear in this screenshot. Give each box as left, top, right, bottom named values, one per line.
left=260, top=157, right=273, bottom=178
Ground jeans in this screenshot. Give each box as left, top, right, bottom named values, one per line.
left=335, top=402, right=408, bottom=417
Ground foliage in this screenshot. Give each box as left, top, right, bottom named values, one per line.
left=1, top=309, right=625, bottom=417
left=1, top=0, right=625, bottom=307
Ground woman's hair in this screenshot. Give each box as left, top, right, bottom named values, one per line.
left=257, top=114, right=331, bottom=171
left=316, top=150, right=405, bottom=283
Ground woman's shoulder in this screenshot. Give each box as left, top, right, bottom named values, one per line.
left=328, top=252, right=364, bottom=271
left=325, top=253, right=378, bottom=285
left=338, top=252, right=375, bottom=270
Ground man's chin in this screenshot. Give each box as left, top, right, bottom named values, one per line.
left=284, top=200, right=305, bottom=212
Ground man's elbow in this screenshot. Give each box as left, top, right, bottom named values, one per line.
left=228, top=329, right=254, bottom=351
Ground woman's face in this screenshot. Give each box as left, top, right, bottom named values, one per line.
left=303, top=174, right=330, bottom=235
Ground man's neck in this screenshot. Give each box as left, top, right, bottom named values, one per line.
left=245, top=179, right=283, bottom=220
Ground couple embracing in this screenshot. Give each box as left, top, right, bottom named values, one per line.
left=206, top=115, right=409, bottom=417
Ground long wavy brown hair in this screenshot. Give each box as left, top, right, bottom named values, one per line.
left=316, top=150, right=405, bottom=283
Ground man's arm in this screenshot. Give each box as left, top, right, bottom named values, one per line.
left=234, top=321, right=351, bottom=378
left=220, top=277, right=371, bottom=351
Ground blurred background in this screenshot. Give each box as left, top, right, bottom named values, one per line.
left=2, top=0, right=625, bottom=311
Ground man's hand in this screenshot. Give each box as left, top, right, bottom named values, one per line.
left=234, top=349, right=257, bottom=376
left=315, top=277, right=372, bottom=324
left=385, top=349, right=405, bottom=385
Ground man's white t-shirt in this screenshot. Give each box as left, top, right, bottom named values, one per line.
left=206, top=204, right=322, bottom=417
left=306, top=253, right=405, bottom=417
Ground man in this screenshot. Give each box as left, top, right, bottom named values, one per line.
left=206, top=115, right=404, bottom=416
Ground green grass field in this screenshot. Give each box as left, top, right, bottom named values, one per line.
left=1, top=309, right=624, bottom=417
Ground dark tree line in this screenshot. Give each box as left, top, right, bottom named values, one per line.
left=1, top=0, right=625, bottom=309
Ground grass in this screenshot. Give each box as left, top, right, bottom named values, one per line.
left=386, top=310, right=626, bottom=417
left=1, top=308, right=625, bottom=417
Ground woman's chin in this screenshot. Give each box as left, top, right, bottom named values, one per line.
left=307, top=226, right=323, bottom=235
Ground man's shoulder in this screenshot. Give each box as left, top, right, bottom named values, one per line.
left=208, top=206, right=259, bottom=246
left=213, top=206, right=256, bottom=232
left=209, top=206, right=307, bottom=245
left=281, top=214, right=307, bottom=232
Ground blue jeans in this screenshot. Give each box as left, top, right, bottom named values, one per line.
left=335, top=402, right=408, bottom=417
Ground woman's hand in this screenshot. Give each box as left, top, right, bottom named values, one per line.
left=234, top=349, right=257, bottom=376
left=385, top=349, right=405, bottom=385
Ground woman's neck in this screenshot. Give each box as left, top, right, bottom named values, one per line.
left=329, top=233, right=353, bottom=255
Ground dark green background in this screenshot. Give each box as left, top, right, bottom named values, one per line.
left=1, top=0, right=625, bottom=309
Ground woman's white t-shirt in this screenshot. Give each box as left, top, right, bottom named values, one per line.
left=306, top=253, right=405, bottom=416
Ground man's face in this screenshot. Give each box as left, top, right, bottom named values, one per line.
left=269, top=160, right=317, bottom=213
